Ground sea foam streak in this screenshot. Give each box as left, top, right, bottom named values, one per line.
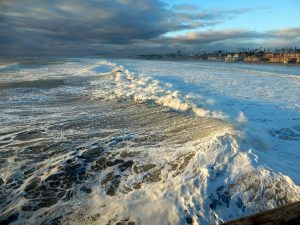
left=93, top=64, right=226, bottom=119
left=0, top=59, right=299, bottom=225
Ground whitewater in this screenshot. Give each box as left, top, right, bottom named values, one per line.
left=0, top=58, right=299, bottom=225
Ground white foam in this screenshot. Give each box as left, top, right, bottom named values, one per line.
left=237, top=111, right=247, bottom=124
left=98, top=66, right=227, bottom=120
left=0, top=62, right=18, bottom=69
left=1, top=58, right=300, bottom=225
left=108, top=59, right=300, bottom=184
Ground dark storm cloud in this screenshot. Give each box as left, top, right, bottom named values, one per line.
left=0, top=0, right=297, bottom=56
left=1, top=1, right=171, bottom=43
left=0, top=0, right=176, bottom=55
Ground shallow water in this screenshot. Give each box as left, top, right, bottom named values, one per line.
left=0, top=58, right=299, bottom=225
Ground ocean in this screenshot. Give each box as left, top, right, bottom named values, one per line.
left=0, top=58, right=300, bottom=225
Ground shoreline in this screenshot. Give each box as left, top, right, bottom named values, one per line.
left=133, top=57, right=300, bottom=66
left=1, top=56, right=300, bottom=67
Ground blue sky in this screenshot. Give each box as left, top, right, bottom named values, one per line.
left=166, top=0, right=300, bottom=31
left=0, top=0, right=299, bottom=56
left=164, top=0, right=300, bottom=35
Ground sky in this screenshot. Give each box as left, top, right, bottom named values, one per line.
left=0, top=0, right=299, bottom=56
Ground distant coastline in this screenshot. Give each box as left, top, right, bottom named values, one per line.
left=136, top=49, right=300, bottom=65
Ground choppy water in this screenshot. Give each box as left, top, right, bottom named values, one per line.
left=0, top=58, right=299, bottom=225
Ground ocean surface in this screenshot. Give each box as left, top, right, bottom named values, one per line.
left=0, top=58, right=300, bottom=225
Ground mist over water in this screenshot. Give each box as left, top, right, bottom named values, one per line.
left=0, top=58, right=300, bottom=225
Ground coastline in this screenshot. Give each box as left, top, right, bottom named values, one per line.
left=133, top=56, right=300, bottom=66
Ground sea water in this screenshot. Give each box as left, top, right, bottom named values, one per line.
left=0, top=58, right=299, bottom=224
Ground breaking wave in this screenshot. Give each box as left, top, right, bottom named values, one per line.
left=92, top=63, right=226, bottom=119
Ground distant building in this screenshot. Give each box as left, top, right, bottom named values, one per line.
left=244, top=56, right=261, bottom=63
left=267, top=53, right=300, bottom=64
left=225, top=53, right=242, bottom=62
left=224, top=54, right=232, bottom=62
left=137, top=49, right=300, bottom=64
left=284, top=58, right=297, bottom=64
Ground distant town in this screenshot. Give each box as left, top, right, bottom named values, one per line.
left=137, top=47, right=300, bottom=64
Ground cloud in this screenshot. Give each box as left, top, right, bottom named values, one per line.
left=0, top=0, right=298, bottom=56
left=176, top=8, right=253, bottom=21
left=172, top=4, right=200, bottom=11
left=0, top=0, right=175, bottom=55
left=134, top=28, right=300, bottom=54
left=1, top=0, right=172, bottom=43
left=167, top=29, right=264, bottom=43
left=269, top=28, right=300, bottom=38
